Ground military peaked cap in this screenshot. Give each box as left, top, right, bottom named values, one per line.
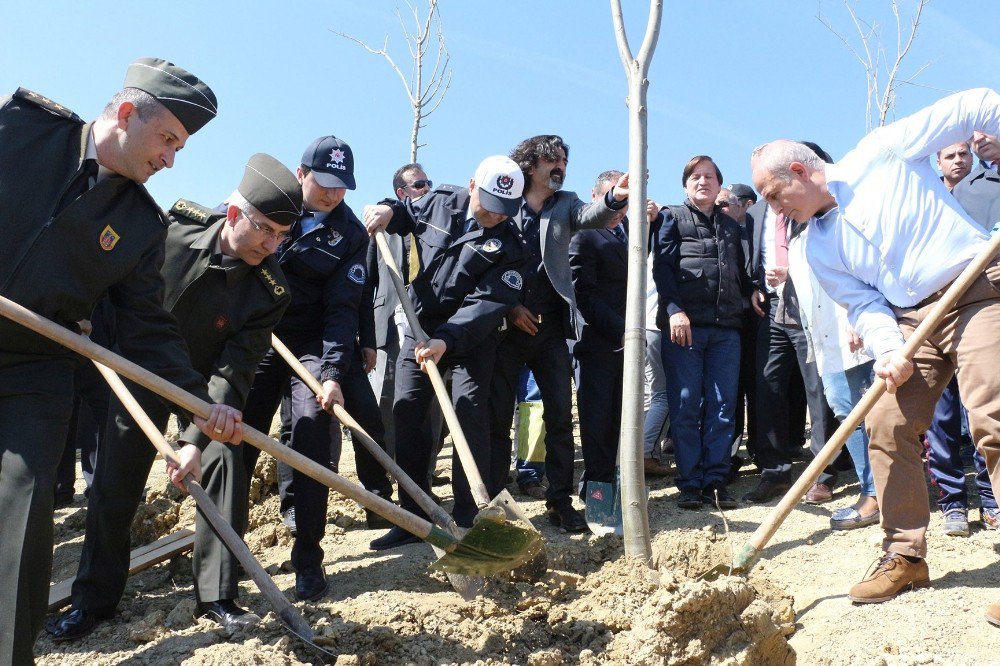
left=238, top=153, right=303, bottom=226
left=123, top=57, right=218, bottom=134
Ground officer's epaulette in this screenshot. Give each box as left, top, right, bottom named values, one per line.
left=256, top=260, right=290, bottom=301
left=432, top=183, right=462, bottom=195
left=169, top=199, right=219, bottom=225
left=13, top=87, right=82, bottom=122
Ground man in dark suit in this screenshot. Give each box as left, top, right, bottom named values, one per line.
left=743, top=142, right=841, bottom=503
left=570, top=170, right=630, bottom=494
left=489, top=135, right=630, bottom=532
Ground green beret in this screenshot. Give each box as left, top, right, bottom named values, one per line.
left=238, top=154, right=303, bottom=226
left=123, top=57, right=218, bottom=134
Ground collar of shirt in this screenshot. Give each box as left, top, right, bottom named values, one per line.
left=85, top=127, right=113, bottom=182
left=299, top=209, right=328, bottom=236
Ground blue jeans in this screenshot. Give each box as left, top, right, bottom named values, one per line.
left=643, top=329, right=669, bottom=456
left=822, top=361, right=876, bottom=497
left=661, top=326, right=740, bottom=492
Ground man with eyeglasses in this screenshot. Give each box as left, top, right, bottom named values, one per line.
left=48, top=153, right=299, bottom=641
left=240, top=135, right=393, bottom=603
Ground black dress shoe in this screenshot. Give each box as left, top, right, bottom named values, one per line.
left=365, top=509, right=394, bottom=530
left=295, top=566, right=329, bottom=602
left=742, top=477, right=792, bottom=504
left=702, top=485, right=738, bottom=509
left=197, top=599, right=261, bottom=630
left=369, top=525, right=421, bottom=551
left=546, top=505, right=588, bottom=533
left=45, top=608, right=110, bottom=642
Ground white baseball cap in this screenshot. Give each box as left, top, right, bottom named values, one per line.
left=474, top=155, right=524, bottom=218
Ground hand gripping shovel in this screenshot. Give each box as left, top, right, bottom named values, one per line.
left=269, top=333, right=486, bottom=598
left=90, top=361, right=334, bottom=657
left=374, top=230, right=548, bottom=581
left=700, top=229, right=1000, bottom=581
left=0, top=295, right=543, bottom=579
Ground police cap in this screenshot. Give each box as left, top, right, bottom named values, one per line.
left=123, top=57, right=218, bottom=134
left=238, top=154, right=303, bottom=226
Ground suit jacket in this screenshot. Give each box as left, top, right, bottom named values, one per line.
left=517, top=190, right=621, bottom=339
left=365, top=232, right=405, bottom=349
left=952, top=162, right=1000, bottom=232
left=569, top=225, right=628, bottom=354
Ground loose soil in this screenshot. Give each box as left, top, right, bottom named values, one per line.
left=40, top=417, right=999, bottom=665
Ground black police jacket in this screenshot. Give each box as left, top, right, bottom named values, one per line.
left=382, top=185, right=526, bottom=356
left=272, top=202, right=368, bottom=383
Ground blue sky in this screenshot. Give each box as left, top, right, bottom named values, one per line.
left=3, top=1, right=997, bottom=213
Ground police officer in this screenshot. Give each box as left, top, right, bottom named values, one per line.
left=46, top=153, right=299, bottom=641
left=241, top=136, right=392, bottom=603
left=363, top=155, right=527, bottom=549
left=0, top=58, right=240, bottom=664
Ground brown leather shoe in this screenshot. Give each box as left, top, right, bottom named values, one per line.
left=848, top=553, right=930, bottom=603
left=643, top=456, right=672, bottom=477
left=986, top=603, right=1000, bottom=628
left=804, top=482, right=833, bottom=504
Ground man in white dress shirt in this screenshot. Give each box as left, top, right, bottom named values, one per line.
left=750, top=88, right=1000, bottom=620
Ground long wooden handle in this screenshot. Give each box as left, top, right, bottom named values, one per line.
left=91, top=361, right=308, bottom=628
left=373, top=230, right=491, bottom=506
left=269, top=334, right=455, bottom=529
left=738, top=230, right=1000, bottom=566
left=0, top=295, right=449, bottom=547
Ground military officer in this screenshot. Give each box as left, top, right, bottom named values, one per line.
left=241, top=136, right=393, bottom=603
left=362, top=154, right=527, bottom=549
left=0, top=58, right=241, bottom=664
left=46, top=154, right=299, bottom=641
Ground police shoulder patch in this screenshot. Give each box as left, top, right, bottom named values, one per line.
left=501, top=270, right=523, bottom=290
left=482, top=238, right=502, bottom=253
left=13, top=87, right=81, bottom=122
left=348, top=263, right=367, bottom=285
left=170, top=198, right=216, bottom=224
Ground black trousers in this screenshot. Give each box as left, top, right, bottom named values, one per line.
left=55, top=361, right=107, bottom=498
left=0, top=358, right=75, bottom=665
left=490, top=322, right=576, bottom=510
left=755, top=295, right=843, bottom=482
left=732, top=311, right=761, bottom=459
left=393, top=334, right=499, bottom=528
left=72, top=382, right=248, bottom=610
left=574, top=348, right=624, bottom=493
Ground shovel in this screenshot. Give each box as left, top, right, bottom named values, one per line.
left=584, top=479, right=623, bottom=536
left=269, top=333, right=485, bottom=598
left=91, top=361, right=334, bottom=657
left=0, top=295, right=543, bottom=578
left=374, top=230, right=547, bottom=581
left=699, top=228, right=1000, bottom=581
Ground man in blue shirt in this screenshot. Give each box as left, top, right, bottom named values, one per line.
left=751, top=88, right=1000, bottom=618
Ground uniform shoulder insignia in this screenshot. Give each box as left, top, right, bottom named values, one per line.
left=433, top=183, right=462, bottom=194
left=13, top=87, right=82, bottom=122
left=170, top=199, right=218, bottom=225
left=256, top=262, right=290, bottom=300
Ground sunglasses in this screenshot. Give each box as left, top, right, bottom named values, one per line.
left=407, top=179, right=433, bottom=189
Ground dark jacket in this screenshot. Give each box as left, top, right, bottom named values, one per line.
left=272, top=201, right=369, bottom=383
left=382, top=184, right=526, bottom=356
left=569, top=224, right=628, bottom=354
left=163, top=201, right=290, bottom=448
left=0, top=87, right=211, bottom=404
left=652, top=201, right=750, bottom=330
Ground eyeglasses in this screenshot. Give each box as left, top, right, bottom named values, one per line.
left=244, top=214, right=290, bottom=242
left=406, top=179, right=433, bottom=190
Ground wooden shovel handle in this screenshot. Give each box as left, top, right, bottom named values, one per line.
left=269, top=334, right=456, bottom=529
left=91, top=360, right=309, bottom=625
left=741, top=230, right=1000, bottom=565
left=373, top=230, right=491, bottom=506
left=0, top=295, right=443, bottom=546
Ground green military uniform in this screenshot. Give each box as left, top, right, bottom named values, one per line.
left=69, top=158, right=297, bottom=616
left=0, top=58, right=217, bottom=664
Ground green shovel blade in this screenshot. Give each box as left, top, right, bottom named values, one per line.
left=429, top=520, right=546, bottom=577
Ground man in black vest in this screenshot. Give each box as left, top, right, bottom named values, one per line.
left=0, top=58, right=240, bottom=664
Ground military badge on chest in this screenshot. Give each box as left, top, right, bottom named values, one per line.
left=213, top=313, right=230, bottom=332
left=482, top=238, right=502, bottom=254
left=99, top=225, right=120, bottom=251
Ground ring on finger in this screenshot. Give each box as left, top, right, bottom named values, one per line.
left=213, top=427, right=224, bottom=434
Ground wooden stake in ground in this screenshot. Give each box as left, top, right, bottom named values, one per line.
left=609, top=0, right=663, bottom=563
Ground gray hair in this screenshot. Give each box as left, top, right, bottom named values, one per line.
left=594, top=169, right=624, bottom=189
left=751, top=140, right=825, bottom=182
left=101, top=87, right=167, bottom=121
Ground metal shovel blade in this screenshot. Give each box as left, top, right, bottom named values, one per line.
left=585, top=480, right=623, bottom=536
left=277, top=607, right=337, bottom=658
left=429, top=518, right=545, bottom=577
left=477, top=489, right=548, bottom=582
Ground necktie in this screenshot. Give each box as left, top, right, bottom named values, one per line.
left=774, top=213, right=788, bottom=267
left=611, top=225, right=627, bottom=243
left=55, top=158, right=99, bottom=215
